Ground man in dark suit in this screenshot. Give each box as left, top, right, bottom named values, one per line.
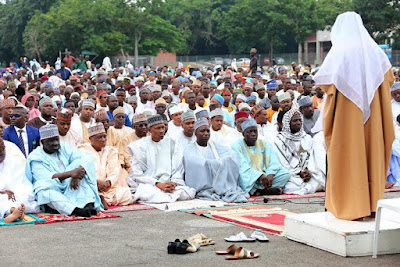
left=4, top=106, right=40, bottom=157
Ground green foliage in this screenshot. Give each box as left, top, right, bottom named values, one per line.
left=6, top=0, right=397, bottom=63
left=354, top=0, right=400, bottom=45
left=0, top=0, right=57, bottom=60
left=22, top=0, right=184, bottom=61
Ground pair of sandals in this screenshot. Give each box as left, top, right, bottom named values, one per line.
left=216, top=244, right=259, bottom=260
left=167, top=239, right=199, bottom=254
left=224, top=231, right=269, bottom=242
left=187, top=233, right=215, bottom=246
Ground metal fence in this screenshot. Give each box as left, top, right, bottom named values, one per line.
left=110, top=50, right=400, bottom=68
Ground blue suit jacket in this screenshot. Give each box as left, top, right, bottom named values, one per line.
left=4, top=125, right=40, bottom=155
left=106, top=111, right=132, bottom=127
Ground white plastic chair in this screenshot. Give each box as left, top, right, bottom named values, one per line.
left=372, top=198, right=400, bottom=258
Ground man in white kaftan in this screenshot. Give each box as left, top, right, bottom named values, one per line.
left=127, top=115, right=195, bottom=203
left=0, top=139, right=40, bottom=220
left=274, top=109, right=324, bottom=195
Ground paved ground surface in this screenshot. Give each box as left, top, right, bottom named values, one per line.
left=1, top=192, right=400, bottom=266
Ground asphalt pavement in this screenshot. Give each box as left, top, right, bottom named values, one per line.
left=1, top=192, right=400, bottom=266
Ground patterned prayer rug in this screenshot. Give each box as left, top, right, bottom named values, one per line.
left=180, top=204, right=294, bottom=235
left=104, top=203, right=156, bottom=213
left=34, top=211, right=119, bottom=225
left=0, top=214, right=46, bottom=227
left=249, top=187, right=400, bottom=202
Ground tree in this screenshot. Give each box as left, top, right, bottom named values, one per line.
left=0, top=0, right=56, bottom=61
left=23, top=12, right=48, bottom=63
left=219, top=0, right=291, bottom=64
left=354, top=0, right=400, bottom=45
left=162, top=0, right=219, bottom=55
left=119, top=1, right=185, bottom=66
left=24, top=0, right=131, bottom=60
left=283, top=0, right=326, bottom=64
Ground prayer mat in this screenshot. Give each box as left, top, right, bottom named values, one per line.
left=146, top=199, right=230, bottom=212
left=249, top=192, right=325, bottom=202
left=34, top=211, right=119, bottom=225
left=181, top=204, right=293, bottom=235
left=104, top=203, right=156, bottom=213
left=0, top=214, right=46, bottom=227
left=249, top=187, right=400, bottom=202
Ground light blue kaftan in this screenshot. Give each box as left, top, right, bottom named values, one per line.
left=231, top=138, right=290, bottom=195
left=25, top=142, right=102, bottom=215
left=387, top=131, right=400, bottom=186
left=183, top=141, right=249, bottom=202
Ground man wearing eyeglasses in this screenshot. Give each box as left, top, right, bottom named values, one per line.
left=3, top=106, right=40, bottom=157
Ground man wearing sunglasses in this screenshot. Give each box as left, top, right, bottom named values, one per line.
left=3, top=106, right=40, bottom=157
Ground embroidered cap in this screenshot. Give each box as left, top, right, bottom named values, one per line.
left=181, top=110, right=195, bottom=122
left=39, top=124, right=59, bottom=140
left=147, top=114, right=164, bottom=128
left=56, top=108, right=73, bottom=121
left=88, top=123, right=106, bottom=138
left=132, top=114, right=148, bottom=125
left=298, top=96, right=312, bottom=107
left=194, top=118, right=209, bottom=132
left=241, top=119, right=257, bottom=133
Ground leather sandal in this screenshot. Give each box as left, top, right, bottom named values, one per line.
left=216, top=244, right=240, bottom=255
left=225, top=247, right=260, bottom=260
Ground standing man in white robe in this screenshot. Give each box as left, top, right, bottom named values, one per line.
left=127, top=115, right=195, bottom=203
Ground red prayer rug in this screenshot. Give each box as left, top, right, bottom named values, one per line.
left=181, top=204, right=294, bottom=235
left=34, top=211, right=119, bottom=225
left=104, top=203, right=156, bottom=213
left=249, top=187, right=400, bottom=202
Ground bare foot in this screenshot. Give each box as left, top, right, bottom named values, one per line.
left=19, top=203, right=25, bottom=220
left=4, top=207, right=20, bottom=223
left=100, top=195, right=109, bottom=210
left=385, top=181, right=395, bottom=189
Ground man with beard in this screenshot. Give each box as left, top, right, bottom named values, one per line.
left=183, top=118, right=249, bottom=202
left=231, top=119, right=289, bottom=195
left=27, top=97, right=55, bottom=129
left=299, top=96, right=320, bottom=136
left=274, top=109, right=324, bottom=195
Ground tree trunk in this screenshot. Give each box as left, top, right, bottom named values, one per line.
left=298, top=42, right=302, bottom=64
left=36, top=49, right=42, bottom=65
left=134, top=37, right=139, bottom=68
left=269, top=40, right=273, bottom=67
left=121, top=48, right=127, bottom=63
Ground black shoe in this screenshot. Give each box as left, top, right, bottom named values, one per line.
left=71, top=207, right=92, bottom=218
left=84, top=203, right=95, bottom=209
left=43, top=204, right=60, bottom=214
left=176, top=241, right=190, bottom=254
left=167, top=239, right=181, bottom=254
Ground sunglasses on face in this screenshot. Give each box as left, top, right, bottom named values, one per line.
left=9, top=114, right=21, bottom=118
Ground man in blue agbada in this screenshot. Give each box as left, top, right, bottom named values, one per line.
left=183, top=118, right=249, bottom=202
left=231, top=119, right=290, bottom=195
left=25, top=124, right=102, bottom=217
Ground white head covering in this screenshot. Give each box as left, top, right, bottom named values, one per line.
left=314, top=12, right=392, bottom=123
left=281, top=108, right=306, bottom=142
